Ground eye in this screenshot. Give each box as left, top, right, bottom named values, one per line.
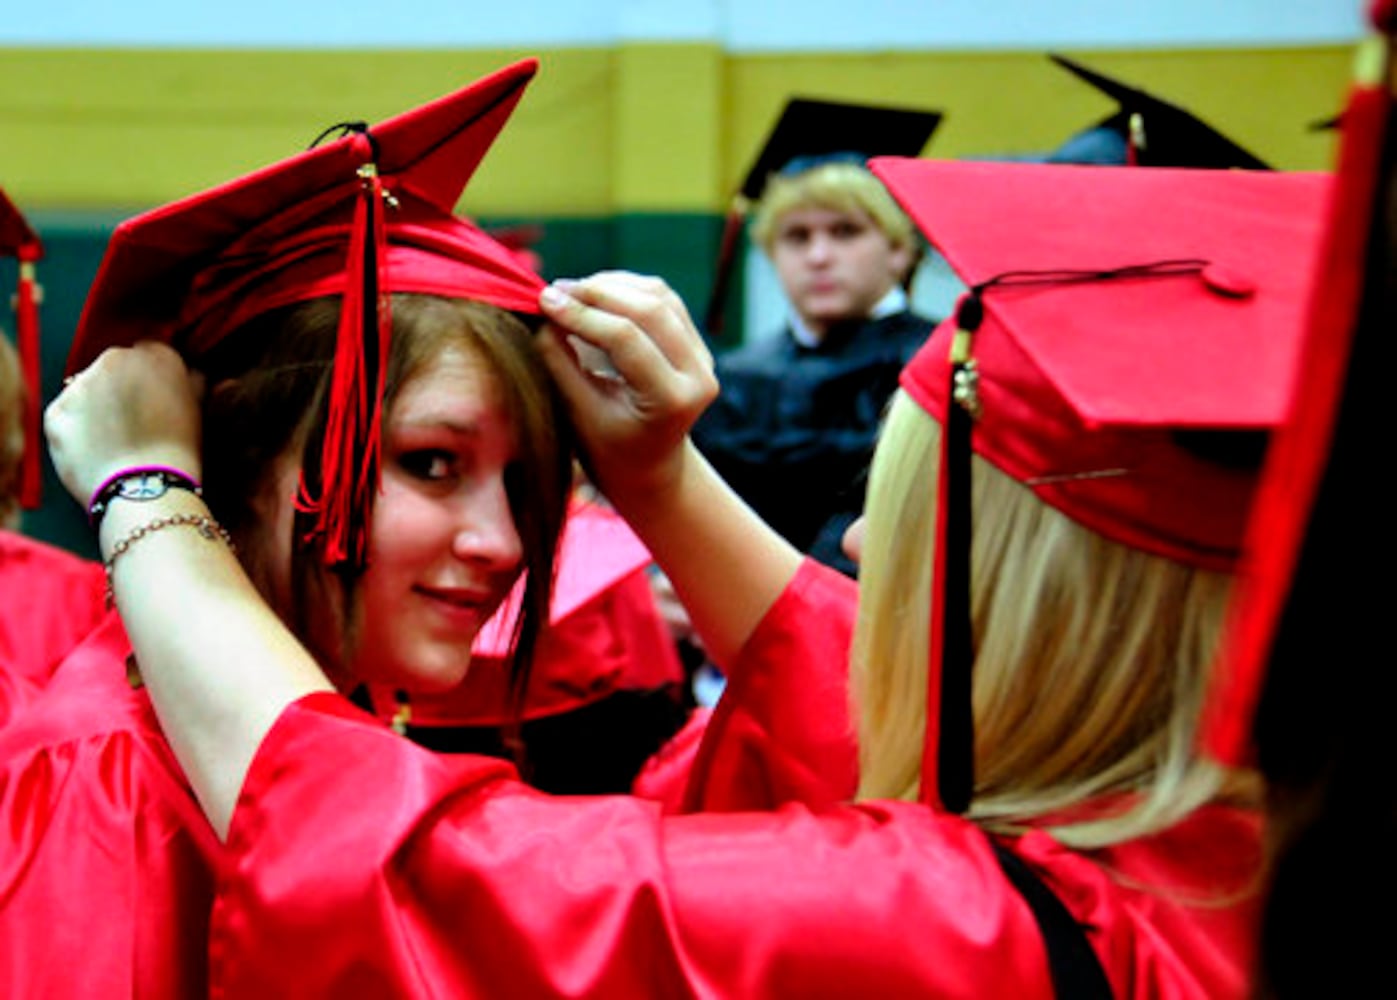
left=778, top=225, right=811, bottom=246
left=398, top=448, right=457, bottom=482
left=831, top=220, right=865, bottom=240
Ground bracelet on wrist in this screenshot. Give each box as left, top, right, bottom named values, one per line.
left=103, top=512, right=234, bottom=607
left=88, top=466, right=203, bottom=532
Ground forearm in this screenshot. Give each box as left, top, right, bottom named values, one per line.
left=606, top=440, right=801, bottom=667
left=100, top=491, right=332, bottom=837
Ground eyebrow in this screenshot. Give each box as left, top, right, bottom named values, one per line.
left=390, top=413, right=483, bottom=437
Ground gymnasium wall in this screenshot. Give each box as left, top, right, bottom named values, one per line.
left=0, top=2, right=1363, bottom=549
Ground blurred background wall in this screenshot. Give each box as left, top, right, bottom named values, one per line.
left=0, top=1, right=1363, bottom=549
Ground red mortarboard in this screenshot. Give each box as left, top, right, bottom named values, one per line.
left=69, top=59, right=545, bottom=571
left=867, top=158, right=1330, bottom=811
left=1202, top=12, right=1395, bottom=768
left=0, top=187, right=44, bottom=510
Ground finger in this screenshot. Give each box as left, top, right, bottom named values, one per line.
left=546, top=274, right=713, bottom=374
left=572, top=275, right=712, bottom=372
left=539, top=284, right=679, bottom=392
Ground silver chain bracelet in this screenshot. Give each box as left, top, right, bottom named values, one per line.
left=103, top=513, right=235, bottom=606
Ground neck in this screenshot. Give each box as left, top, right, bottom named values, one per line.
left=789, top=285, right=908, bottom=347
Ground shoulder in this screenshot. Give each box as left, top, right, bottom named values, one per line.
left=872, top=309, right=939, bottom=343
left=716, top=329, right=794, bottom=373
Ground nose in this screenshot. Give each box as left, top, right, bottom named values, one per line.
left=841, top=515, right=866, bottom=566
left=452, top=477, right=523, bottom=573
left=805, top=230, right=835, bottom=264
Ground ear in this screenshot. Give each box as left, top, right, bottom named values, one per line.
left=887, top=240, right=916, bottom=286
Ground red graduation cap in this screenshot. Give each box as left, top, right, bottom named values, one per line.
left=868, top=158, right=1331, bottom=812
left=69, top=59, right=545, bottom=572
left=1202, top=7, right=1396, bottom=769
left=0, top=187, right=44, bottom=510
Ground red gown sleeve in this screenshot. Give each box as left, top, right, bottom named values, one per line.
left=678, top=558, right=861, bottom=812
left=212, top=693, right=1057, bottom=999
left=0, top=616, right=222, bottom=998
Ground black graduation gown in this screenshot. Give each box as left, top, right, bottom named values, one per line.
left=693, top=310, right=935, bottom=574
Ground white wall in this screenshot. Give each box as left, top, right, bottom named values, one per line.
left=2, top=0, right=1363, bottom=48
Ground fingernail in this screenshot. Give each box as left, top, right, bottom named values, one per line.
left=540, top=285, right=570, bottom=309
left=553, top=278, right=579, bottom=293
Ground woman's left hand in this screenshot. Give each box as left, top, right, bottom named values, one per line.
left=44, top=341, right=205, bottom=510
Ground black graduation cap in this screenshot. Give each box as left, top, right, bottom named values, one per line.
left=1050, top=53, right=1272, bottom=170
left=737, top=97, right=942, bottom=201
left=706, top=97, right=942, bottom=333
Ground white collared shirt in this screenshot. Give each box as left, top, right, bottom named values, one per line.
left=787, top=286, right=909, bottom=349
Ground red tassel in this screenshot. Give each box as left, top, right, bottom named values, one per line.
left=296, top=156, right=392, bottom=572
left=16, top=257, right=42, bottom=510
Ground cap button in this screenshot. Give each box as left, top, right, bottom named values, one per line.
left=1201, top=263, right=1256, bottom=299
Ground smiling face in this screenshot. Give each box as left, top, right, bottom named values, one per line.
left=344, top=342, right=524, bottom=691
left=205, top=294, right=572, bottom=699
left=769, top=205, right=912, bottom=340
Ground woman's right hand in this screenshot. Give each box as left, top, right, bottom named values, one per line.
left=536, top=272, right=718, bottom=508
left=538, top=272, right=801, bottom=667
left=44, top=341, right=204, bottom=510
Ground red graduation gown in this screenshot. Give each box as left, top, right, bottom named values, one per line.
left=0, top=529, right=107, bottom=689
left=635, top=558, right=861, bottom=811
left=0, top=615, right=221, bottom=997
left=211, top=561, right=1261, bottom=998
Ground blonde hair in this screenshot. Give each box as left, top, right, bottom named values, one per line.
left=852, top=391, right=1237, bottom=849
left=0, top=333, right=23, bottom=528
left=750, top=162, right=917, bottom=259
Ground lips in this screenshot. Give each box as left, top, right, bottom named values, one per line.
left=415, top=584, right=497, bottom=624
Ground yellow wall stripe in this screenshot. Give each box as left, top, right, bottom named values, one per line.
left=0, top=44, right=1353, bottom=216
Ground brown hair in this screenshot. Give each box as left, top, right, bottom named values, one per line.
left=200, top=294, right=573, bottom=709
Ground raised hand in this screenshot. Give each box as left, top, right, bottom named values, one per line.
left=537, top=272, right=800, bottom=666
left=44, top=342, right=204, bottom=509
left=536, top=272, right=717, bottom=508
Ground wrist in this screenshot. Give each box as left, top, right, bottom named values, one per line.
left=98, top=486, right=213, bottom=560
left=596, top=438, right=696, bottom=521
left=88, top=465, right=204, bottom=532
